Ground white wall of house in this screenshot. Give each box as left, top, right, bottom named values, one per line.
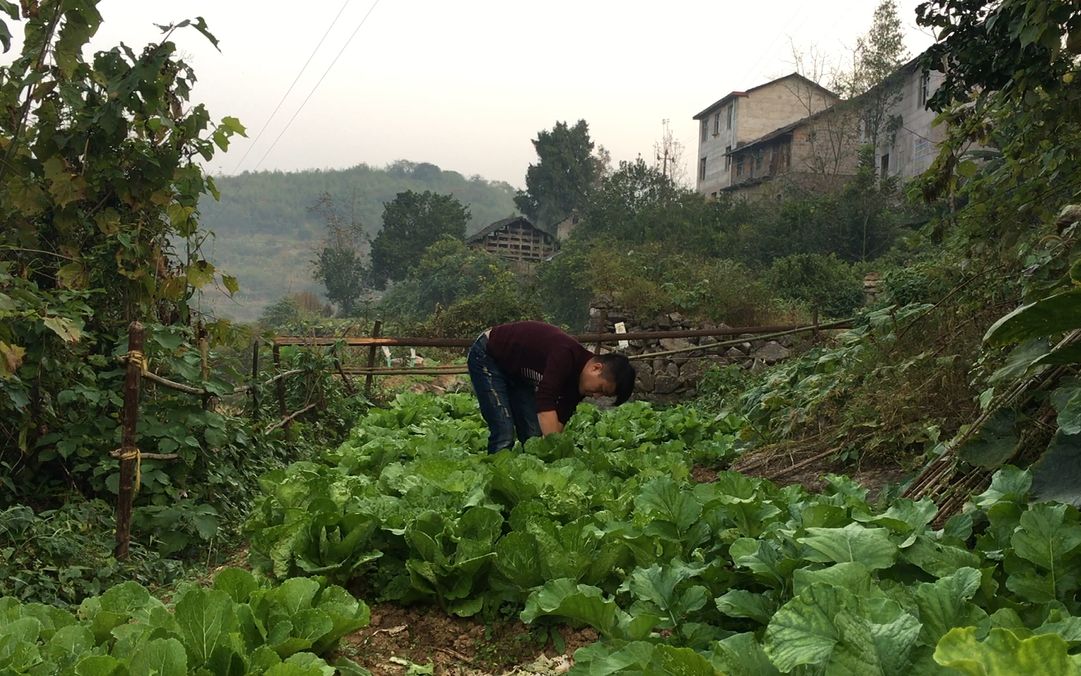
left=874, top=67, right=946, bottom=180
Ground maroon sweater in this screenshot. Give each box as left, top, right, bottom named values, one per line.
left=486, top=321, right=593, bottom=423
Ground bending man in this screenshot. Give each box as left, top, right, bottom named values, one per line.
left=467, top=320, right=636, bottom=453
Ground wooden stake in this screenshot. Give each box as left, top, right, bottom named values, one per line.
left=365, top=320, right=382, bottom=399
left=273, top=344, right=287, bottom=429
left=331, top=344, right=355, bottom=395
left=250, top=339, right=260, bottom=420
left=115, top=321, right=144, bottom=561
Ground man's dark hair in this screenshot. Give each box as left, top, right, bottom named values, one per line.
left=596, top=353, right=636, bottom=405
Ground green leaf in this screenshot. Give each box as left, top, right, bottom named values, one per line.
left=798, top=522, right=898, bottom=570
left=958, top=409, right=1021, bottom=468
left=173, top=586, right=238, bottom=668
left=521, top=579, right=619, bottom=638
left=42, top=315, right=84, bottom=344
left=79, top=581, right=155, bottom=643
left=44, top=624, right=95, bottom=668
left=763, top=583, right=845, bottom=671
left=635, top=477, right=702, bottom=534
left=1007, top=502, right=1081, bottom=602
left=792, top=562, right=872, bottom=596
left=913, top=567, right=988, bottom=646
left=1053, top=386, right=1081, bottom=436
left=984, top=289, right=1081, bottom=347
left=709, top=632, right=780, bottom=676
left=972, top=466, right=1031, bottom=508
left=0, top=19, right=11, bottom=53
left=42, top=157, right=88, bottom=206
left=129, top=637, right=188, bottom=676
left=221, top=274, right=240, bottom=296
left=715, top=589, right=777, bottom=625
left=213, top=568, right=259, bottom=603
left=73, top=655, right=127, bottom=675
left=1031, top=433, right=1081, bottom=507
left=933, top=627, right=1079, bottom=675
left=186, top=260, right=216, bottom=289
left=989, top=339, right=1051, bottom=383
left=957, top=160, right=979, bottom=177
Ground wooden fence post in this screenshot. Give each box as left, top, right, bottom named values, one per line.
left=115, top=321, right=144, bottom=560
left=198, top=323, right=212, bottom=410
left=364, top=320, right=382, bottom=399
left=250, top=339, right=260, bottom=420
left=812, top=308, right=820, bottom=343
left=273, top=343, right=287, bottom=429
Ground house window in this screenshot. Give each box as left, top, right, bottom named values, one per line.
left=726, top=104, right=733, bottom=130
left=754, top=150, right=763, bottom=174
left=736, top=156, right=744, bottom=177
left=879, top=153, right=890, bottom=177
left=699, top=156, right=707, bottom=181
left=919, top=71, right=931, bottom=107
left=700, top=120, right=708, bottom=144
left=713, top=112, right=720, bottom=135
left=724, top=145, right=731, bottom=170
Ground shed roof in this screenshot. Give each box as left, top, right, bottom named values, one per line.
left=465, top=216, right=554, bottom=244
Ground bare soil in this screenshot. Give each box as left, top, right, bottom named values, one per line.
left=339, top=603, right=597, bottom=675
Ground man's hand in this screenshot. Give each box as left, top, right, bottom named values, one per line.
left=538, top=410, right=563, bottom=436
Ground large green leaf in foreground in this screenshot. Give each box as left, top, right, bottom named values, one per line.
left=934, top=627, right=1081, bottom=675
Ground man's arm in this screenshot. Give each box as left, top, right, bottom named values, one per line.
left=538, top=409, right=563, bottom=436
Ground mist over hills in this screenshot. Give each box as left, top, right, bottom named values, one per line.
left=195, top=161, right=519, bottom=322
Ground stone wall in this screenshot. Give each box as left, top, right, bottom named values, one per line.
left=589, top=301, right=798, bottom=400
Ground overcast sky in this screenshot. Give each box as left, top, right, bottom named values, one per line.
left=6, top=1, right=937, bottom=188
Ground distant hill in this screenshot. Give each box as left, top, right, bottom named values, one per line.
left=195, top=161, right=519, bottom=322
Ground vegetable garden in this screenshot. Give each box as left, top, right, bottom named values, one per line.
left=8, top=388, right=1081, bottom=674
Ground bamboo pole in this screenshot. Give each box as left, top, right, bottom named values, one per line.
left=271, top=321, right=855, bottom=347
left=365, top=320, right=382, bottom=399
left=115, top=321, right=143, bottom=560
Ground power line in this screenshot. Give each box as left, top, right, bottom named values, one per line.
left=252, top=0, right=381, bottom=172
left=231, top=0, right=353, bottom=173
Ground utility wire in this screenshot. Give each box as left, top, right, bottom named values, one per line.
left=252, top=0, right=381, bottom=172
left=231, top=0, right=353, bottom=173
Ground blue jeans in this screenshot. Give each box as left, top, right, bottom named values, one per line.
left=467, top=333, right=541, bottom=453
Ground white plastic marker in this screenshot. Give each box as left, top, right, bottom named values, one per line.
left=381, top=345, right=391, bottom=367
left=409, top=348, right=417, bottom=367
left=615, top=322, right=629, bottom=349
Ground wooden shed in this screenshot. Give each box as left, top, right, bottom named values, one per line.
left=466, top=216, right=557, bottom=262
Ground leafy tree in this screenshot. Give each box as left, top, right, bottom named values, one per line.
left=310, top=193, right=368, bottom=316
left=837, top=0, right=909, bottom=162
left=916, top=0, right=1081, bottom=224
left=379, top=237, right=540, bottom=336
left=514, top=120, right=601, bottom=227
left=768, top=253, right=865, bottom=318
left=576, top=158, right=750, bottom=254
left=0, top=4, right=242, bottom=491
left=369, top=190, right=469, bottom=288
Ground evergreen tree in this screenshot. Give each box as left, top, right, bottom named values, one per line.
left=369, top=190, right=470, bottom=288
left=514, top=120, right=600, bottom=227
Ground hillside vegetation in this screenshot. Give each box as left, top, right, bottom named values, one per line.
left=197, top=161, right=518, bottom=322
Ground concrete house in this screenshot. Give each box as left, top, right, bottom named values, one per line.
left=465, top=216, right=557, bottom=263
left=868, top=58, right=947, bottom=181
left=693, top=73, right=839, bottom=197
